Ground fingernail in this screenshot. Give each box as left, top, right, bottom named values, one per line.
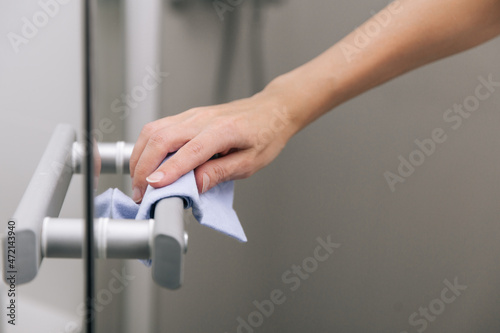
left=201, top=173, right=210, bottom=193
left=132, top=187, right=142, bottom=203
left=146, top=171, right=165, bottom=183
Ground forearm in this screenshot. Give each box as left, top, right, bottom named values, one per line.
left=130, top=0, right=500, bottom=195
left=263, top=0, right=500, bottom=137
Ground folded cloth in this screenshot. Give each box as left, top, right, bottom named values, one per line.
left=95, top=169, right=247, bottom=245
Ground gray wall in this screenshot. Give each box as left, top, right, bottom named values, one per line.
left=150, top=1, right=500, bottom=332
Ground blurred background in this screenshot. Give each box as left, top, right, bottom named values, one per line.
left=1, top=0, right=500, bottom=332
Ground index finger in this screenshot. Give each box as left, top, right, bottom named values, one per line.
left=146, top=130, right=227, bottom=188
left=130, top=120, right=169, bottom=177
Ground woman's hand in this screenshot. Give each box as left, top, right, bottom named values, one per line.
left=130, top=0, right=500, bottom=204
left=129, top=89, right=296, bottom=203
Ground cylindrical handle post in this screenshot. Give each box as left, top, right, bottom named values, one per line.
left=42, top=218, right=152, bottom=260
left=72, top=141, right=134, bottom=174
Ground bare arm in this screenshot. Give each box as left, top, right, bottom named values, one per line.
left=273, top=0, right=500, bottom=131
left=130, top=0, right=500, bottom=202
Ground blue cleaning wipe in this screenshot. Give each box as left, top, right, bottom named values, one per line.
left=95, top=169, right=247, bottom=247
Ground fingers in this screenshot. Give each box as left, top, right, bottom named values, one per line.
left=131, top=127, right=200, bottom=203
left=129, top=109, right=206, bottom=177
left=130, top=120, right=168, bottom=178
left=145, top=129, right=230, bottom=191
left=193, top=150, right=255, bottom=193
left=128, top=98, right=289, bottom=200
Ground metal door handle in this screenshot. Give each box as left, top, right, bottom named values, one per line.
left=2, top=124, right=187, bottom=289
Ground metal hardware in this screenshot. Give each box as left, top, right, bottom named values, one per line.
left=3, top=124, right=187, bottom=289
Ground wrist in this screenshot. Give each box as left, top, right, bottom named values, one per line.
left=257, top=73, right=310, bottom=141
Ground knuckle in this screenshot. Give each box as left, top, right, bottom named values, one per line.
left=216, top=117, right=237, bottom=131
left=148, top=133, right=167, bottom=147
left=187, top=107, right=209, bottom=119
left=210, top=118, right=238, bottom=144
left=186, top=106, right=202, bottom=114
left=186, top=141, right=204, bottom=156
left=191, top=106, right=206, bottom=114
left=204, top=108, right=219, bottom=119
left=141, top=122, right=158, bottom=136
left=196, top=106, right=214, bottom=115
left=211, top=163, right=228, bottom=183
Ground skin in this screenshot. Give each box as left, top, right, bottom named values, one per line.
left=130, top=0, right=500, bottom=203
